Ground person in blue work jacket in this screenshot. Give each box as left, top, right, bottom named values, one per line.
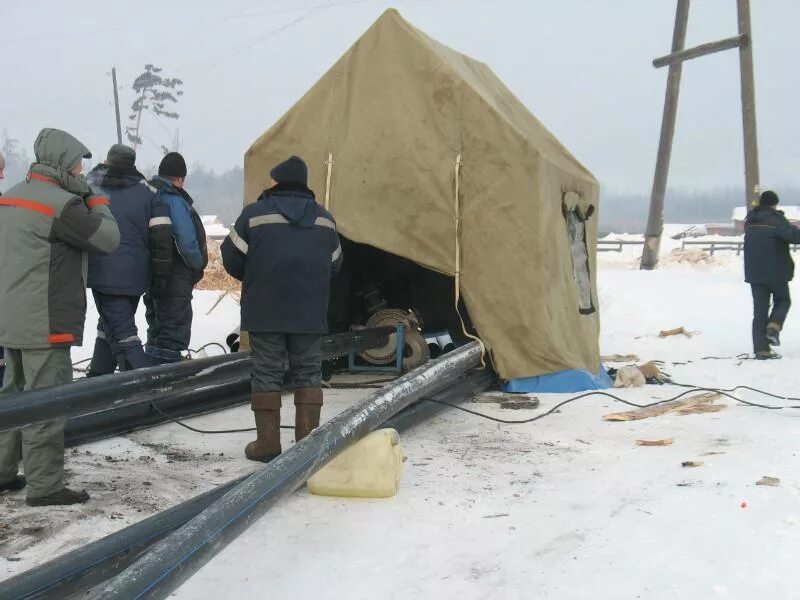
left=144, top=152, right=208, bottom=363
left=221, top=156, right=343, bottom=462
left=86, top=144, right=174, bottom=375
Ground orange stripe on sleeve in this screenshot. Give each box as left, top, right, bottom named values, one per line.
left=48, top=334, right=75, bottom=344
left=87, top=197, right=110, bottom=208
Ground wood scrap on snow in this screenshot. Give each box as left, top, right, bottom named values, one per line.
left=603, top=392, right=724, bottom=422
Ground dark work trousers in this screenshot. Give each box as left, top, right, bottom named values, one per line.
left=249, top=333, right=322, bottom=393
left=751, top=282, right=792, bottom=353
left=143, top=293, right=193, bottom=363
left=89, top=292, right=149, bottom=375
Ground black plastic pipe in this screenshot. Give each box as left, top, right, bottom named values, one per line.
left=89, top=343, right=482, bottom=599
left=0, top=328, right=393, bottom=434
left=1, top=370, right=493, bottom=600
left=65, top=381, right=250, bottom=448
left=0, top=475, right=249, bottom=600
left=0, top=354, right=250, bottom=433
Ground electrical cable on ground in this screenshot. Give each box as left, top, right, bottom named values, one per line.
left=187, top=342, right=229, bottom=356
left=72, top=358, right=92, bottom=374
left=148, top=401, right=286, bottom=433
left=672, top=382, right=800, bottom=402
left=422, top=383, right=800, bottom=426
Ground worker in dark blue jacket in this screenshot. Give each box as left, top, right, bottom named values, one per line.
left=744, top=190, right=800, bottom=359
left=86, top=145, right=174, bottom=374
left=221, top=156, right=342, bottom=462
left=144, top=152, right=208, bottom=363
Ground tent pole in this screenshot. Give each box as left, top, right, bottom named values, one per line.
left=324, top=153, right=334, bottom=210
left=452, top=154, right=486, bottom=366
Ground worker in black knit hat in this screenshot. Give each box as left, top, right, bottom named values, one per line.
left=221, top=155, right=343, bottom=462
left=143, top=152, right=208, bottom=363
left=86, top=144, right=174, bottom=376
left=744, top=190, right=800, bottom=359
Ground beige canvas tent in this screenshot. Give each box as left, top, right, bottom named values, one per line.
left=244, top=8, right=601, bottom=380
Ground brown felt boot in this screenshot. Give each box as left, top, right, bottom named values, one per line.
left=294, top=387, right=323, bottom=442
left=245, top=392, right=282, bottom=462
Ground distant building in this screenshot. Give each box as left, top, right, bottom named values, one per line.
left=733, top=206, right=800, bottom=233
left=200, top=215, right=230, bottom=240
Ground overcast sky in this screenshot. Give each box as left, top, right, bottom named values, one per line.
left=2, top=0, right=799, bottom=193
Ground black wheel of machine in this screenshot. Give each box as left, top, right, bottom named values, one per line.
left=359, top=308, right=420, bottom=365
left=402, top=329, right=430, bottom=371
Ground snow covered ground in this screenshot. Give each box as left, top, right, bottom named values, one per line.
left=3, top=239, right=800, bottom=599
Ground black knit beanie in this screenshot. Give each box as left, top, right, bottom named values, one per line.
left=159, top=152, right=187, bottom=178
left=759, top=190, right=779, bottom=207
left=270, top=155, right=308, bottom=185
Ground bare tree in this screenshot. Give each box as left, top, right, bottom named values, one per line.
left=126, top=64, right=184, bottom=151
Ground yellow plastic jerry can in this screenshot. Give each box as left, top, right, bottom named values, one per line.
left=308, top=428, right=404, bottom=498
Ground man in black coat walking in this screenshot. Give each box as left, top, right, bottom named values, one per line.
left=221, top=156, right=343, bottom=462
left=744, top=190, right=800, bottom=359
left=87, top=145, right=173, bottom=374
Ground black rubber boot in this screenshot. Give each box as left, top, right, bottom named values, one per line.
left=0, top=475, right=26, bottom=493
left=26, top=487, right=90, bottom=507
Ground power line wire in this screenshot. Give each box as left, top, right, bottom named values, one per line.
left=196, top=0, right=338, bottom=69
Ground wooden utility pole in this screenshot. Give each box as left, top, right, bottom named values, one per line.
left=112, top=68, right=122, bottom=145
left=737, top=0, right=760, bottom=210
left=641, top=0, right=690, bottom=271
left=640, top=0, right=760, bottom=269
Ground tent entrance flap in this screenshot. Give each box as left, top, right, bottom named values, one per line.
left=329, top=237, right=478, bottom=346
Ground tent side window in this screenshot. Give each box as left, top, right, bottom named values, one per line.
left=563, top=202, right=596, bottom=315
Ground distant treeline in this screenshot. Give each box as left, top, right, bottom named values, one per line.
left=183, top=165, right=244, bottom=226
left=599, top=186, right=800, bottom=234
